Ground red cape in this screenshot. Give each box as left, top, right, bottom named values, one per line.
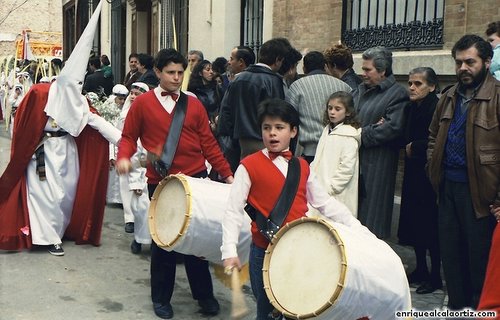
left=478, top=224, right=500, bottom=318
left=0, top=83, right=109, bottom=250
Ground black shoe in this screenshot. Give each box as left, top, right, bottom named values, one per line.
left=48, top=244, right=64, bottom=256
left=198, top=297, right=220, bottom=316
left=124, top=222, right=134, bottom=233
left=153, top=302, right=173, bottom=319
left=416, top=280, right=443, bottom=294
left=131, top=240, right=142, bottom=254
left=407, top=270, right=429, bottom=285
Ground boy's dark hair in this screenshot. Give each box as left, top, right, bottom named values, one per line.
left=485, top=21, right=500, bottom=37
left=303, top=51, right=326, bottom=74
left=323, top=91, right=361, bottom=129
left=258, top=38, right=292, bottom=66
left=88, top=56, right=101, bottom=69
left=235, top=46, right=256, bottom=67
left=154, top=49, right=187, bottom=71
left=137, top=53, right=154, bottom=69
left=257, top=98, right=300, bottom=129
left=452, top=34, right=493, bottom=62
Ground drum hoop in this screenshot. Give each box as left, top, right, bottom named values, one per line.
left=262, top=217, right=347, bottom=319
left=148, top=174, right=193, bottom=248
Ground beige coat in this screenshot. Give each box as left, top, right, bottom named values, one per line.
left=311, top=123, right=361, bottom=216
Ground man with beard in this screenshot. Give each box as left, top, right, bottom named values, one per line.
left=427, top=34, right=500, bottom=310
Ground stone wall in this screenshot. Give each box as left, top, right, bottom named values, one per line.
left=272, top=0, right=343, bottom=51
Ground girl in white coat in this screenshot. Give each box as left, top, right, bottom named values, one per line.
left=311, top=91, right=361, bottom=216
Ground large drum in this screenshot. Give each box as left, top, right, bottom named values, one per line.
left=263, top=217, right=411, bottom=319
left=149, top=174, right=251, bottom=264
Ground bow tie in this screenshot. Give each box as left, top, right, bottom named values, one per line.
left=269, top=150, right=293, bottom=161
left=161, top=91, right=179, bottom=100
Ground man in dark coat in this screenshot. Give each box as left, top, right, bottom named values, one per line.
left=83, top=56, right=114, bottom=96
left=225, top=38, right=293, bottom=158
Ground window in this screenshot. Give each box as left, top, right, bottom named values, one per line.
left=342, top=0, right=445, bottom=52
left=161, top=0, right=188, bottom=55
left=241, top=0, right=263, bottom=58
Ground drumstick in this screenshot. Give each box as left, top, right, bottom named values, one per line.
left=229, top=267, right=250, bottom=319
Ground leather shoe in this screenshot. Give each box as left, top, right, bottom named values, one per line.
left=153, top=302, right=173, bottom=319
left=198, top=297, right=220, bottom=316
left=416, top=281, right=442, bottom=294
left=130, top=240, right=142, bottom=254
left=125, top=222, right=134, bottom=233
left=407, top=270, right=430, bottom=285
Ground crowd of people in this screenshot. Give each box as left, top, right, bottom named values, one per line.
left=0, top=17, right=499, bottom=320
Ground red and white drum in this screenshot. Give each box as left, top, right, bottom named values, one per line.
left=262, top=217, right=411, bottom=319
left=149, top=174, right=251, bottom=264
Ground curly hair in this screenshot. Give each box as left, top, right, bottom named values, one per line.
left=324, top=44, right=354, bottom=70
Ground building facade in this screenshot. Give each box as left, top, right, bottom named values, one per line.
left=60, top=0, right=498, bottom=86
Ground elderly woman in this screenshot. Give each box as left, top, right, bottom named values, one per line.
left=398, top=67, right=442, bottom=294
left=352, top=46, right=409, bottom=239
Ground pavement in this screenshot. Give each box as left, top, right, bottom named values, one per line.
left=0, top=120, right=447, bottom=320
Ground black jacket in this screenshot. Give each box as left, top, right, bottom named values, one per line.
left=219, top=64, right=284, bottom=140
left=83, top=70, right=114, bottom=96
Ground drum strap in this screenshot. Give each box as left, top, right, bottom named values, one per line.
left=151, top=92, right=188, bottom=178
left=245, top=157, right=301, bottom=241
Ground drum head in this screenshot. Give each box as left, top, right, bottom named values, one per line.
left=149, top=175, right=191, bottom=247
left=263, top=218, right=346, bottom=318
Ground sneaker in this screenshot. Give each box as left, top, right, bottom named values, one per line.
left=48, top=244, right=64, bottom=256
left=124, top=222, right=134, bottom=233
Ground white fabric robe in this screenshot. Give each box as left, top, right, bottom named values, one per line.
left=27, top=114, right=121, bottom=245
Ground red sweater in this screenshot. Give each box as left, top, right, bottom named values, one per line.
left=117, top=91, right=232, bottom=184
left=241, top=152, right=310, bottom=249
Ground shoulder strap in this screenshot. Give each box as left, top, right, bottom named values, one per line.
left=158, top=92, right=188, bottom=174
left=269, top=157, right=301, bottom=225
left=253, top=157, right=301, bottom=240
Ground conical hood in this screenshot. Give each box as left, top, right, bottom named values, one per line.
left=44, top=0, right=103, bottom=136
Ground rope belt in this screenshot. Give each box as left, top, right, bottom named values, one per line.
left=35, top=131, right=69, bottom=180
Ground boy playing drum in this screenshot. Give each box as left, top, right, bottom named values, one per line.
left=221, top=98, right=368, bottom=319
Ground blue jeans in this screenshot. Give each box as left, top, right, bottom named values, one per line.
left=249, top=243, right=275, bottom=320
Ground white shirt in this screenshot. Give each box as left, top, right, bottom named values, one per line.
left=154, top=87, right=180, bottom=114
left=221, top=149, right=366, bottom=260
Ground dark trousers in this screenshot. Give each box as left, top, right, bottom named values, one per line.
left=249, top=243, right=275, bottom=320
left=148, top=171, right=214, bottom=305
left=438, top=179, right=495, bottom=309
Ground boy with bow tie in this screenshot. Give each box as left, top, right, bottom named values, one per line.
left=221, top=98, right=366, bottom=319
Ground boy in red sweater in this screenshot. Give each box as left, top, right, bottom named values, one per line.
left=117, top=48, right=233, bottom=319
left=221, top=98, right=366, bottom=319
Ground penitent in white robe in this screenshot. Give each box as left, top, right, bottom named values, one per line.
left=26, top=114, right=121, bottom=246
left=27, top=120, right=79, bottom=245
